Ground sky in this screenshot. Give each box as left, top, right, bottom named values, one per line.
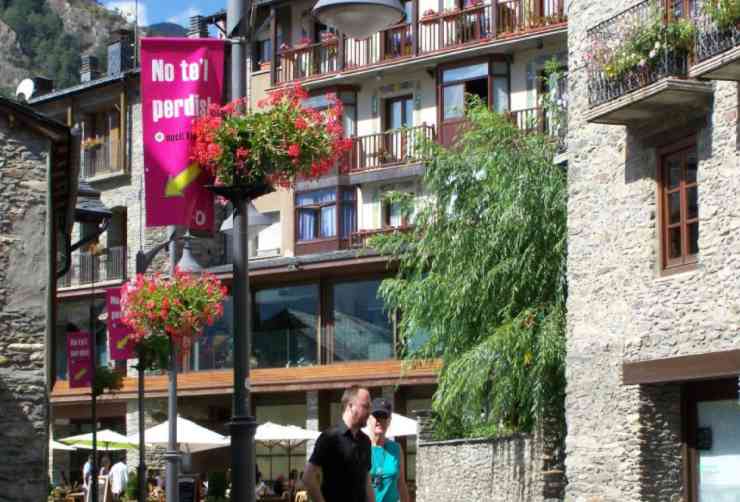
left=102, top=0, right=225, bottom=28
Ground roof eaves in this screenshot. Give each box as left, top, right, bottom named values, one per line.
left=28, top=68, right=141, bottom=105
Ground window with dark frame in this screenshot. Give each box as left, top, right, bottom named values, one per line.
left=660, top=144, right=698, bottom=270
left=295, top=187, right=356, bottom=242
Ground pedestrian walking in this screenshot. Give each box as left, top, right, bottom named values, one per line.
left=366, top=398, right=410, bottom=502
left=108, top=458, right=128, bottom=501
left=303, top=386, right=376, bottom=502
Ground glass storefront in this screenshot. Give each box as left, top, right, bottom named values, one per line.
left=332, top=280, right=394, bottom=362
left=253, top=285, right=319, bottom=368
left=697, top=399, right=740, bottom=501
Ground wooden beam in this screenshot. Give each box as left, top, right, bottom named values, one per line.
left=622, top=349, right=740, bottom=385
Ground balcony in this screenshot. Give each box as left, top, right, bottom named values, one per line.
left=81, top=139, right=122, bottom=179
left=689, top=2, right=740, bottom=80
left=350, top=226, right=413, bottom=248
left=273, top=0, right=566, bottom=86
left=58, top=246, right=126, bottom=288
left=345, top=124, right=435, bottom=174
left=585, top=0, right=712, bottom=126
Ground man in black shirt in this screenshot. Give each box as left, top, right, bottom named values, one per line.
left=303, top=386, right=376, bottom=502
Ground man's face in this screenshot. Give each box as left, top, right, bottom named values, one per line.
left=350, top=389, right=371, bottom=428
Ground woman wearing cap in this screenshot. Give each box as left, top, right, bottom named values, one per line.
left=366, top=398, right=410, bottom=502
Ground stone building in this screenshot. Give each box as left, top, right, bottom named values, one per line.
left=0, top=98, right=74, bottom=501
left=566, top=0, right=740, bottom=500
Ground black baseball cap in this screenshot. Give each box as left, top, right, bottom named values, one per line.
left=371, top=398, right=392, bottom=418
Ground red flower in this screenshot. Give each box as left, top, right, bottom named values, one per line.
left=295, top=117, right=308, bottom=130
left=236, top=147, right=250, bottom=160
left=287, top=143, right=301, bottom=158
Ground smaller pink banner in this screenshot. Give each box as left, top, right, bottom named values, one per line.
left=67, top=331, right=92, bottom=388
left=107, top=287, right=135, bottom=360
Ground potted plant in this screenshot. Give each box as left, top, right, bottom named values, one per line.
left=421, top=8, right=438, bottom=21
left=120, top=269, right=226, bottom=354
left=190, top=83, right=352, bottom=195
left=82, top=136, right=104, bottom=151
left=259, top=60, right=271, bottom=71
left=704, top=0, right=740, bottom=31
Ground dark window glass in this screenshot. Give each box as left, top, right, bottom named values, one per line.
left=190, top=297, right=234, bottom=371
left=253, top=285, right=319, bottom=368
left=669, top=192, right=681, bottom=224
left=687, top=186, right=698, bottom=220
left=669, top=227, right=682, bottom=259
left=332, top=280, right=394, bottom=362
left=689, top=223, right=699, bottom=255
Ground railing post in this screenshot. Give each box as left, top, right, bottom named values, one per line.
left=338, top=33, right=346, bottom=71
left=270, top=6, right=278, bottom=86
left=412, top=0, right=419, bottom=55
left=491, top=1, right=498, bottom=38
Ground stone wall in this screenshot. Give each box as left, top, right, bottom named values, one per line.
left=566, top=0, right=740, bottom=500
left=414, top=411, right=565, bottom=502
left=415, top=434, right=564, bottom=502
left=0, top=113, right=51, bottom=501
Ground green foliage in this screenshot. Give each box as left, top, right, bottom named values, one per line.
left=0, top=0, right=82, bottom=88
left=134, top=334, right=171, bottom=372
left=597, top=1, right=695, bottom=79
left=92, top=366, right=124, bottom=397
left=704, top=0, right=740, bottom=30
left=124, top=470, right=138, bottom=499
left=207, top=472, right=228, bottom=499
left=372, top=102, right=567, bottom=439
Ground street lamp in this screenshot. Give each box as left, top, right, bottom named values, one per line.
left=74, top=181, right=112, bottom=502
left=312, top=0, right=405, bottom=39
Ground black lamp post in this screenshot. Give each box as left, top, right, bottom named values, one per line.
left=74, top=181, right=112, bottom=502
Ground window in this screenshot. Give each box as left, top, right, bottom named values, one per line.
left=253, top=285, right=319, bottom=368
left=660, top=144, right=698, bottom=270
left=188, top=296, right=234, bottom=371
left=256, top=39, right=272, bottom=64
left=303, top=89, right=357, bottom=137
left=331, top=280, right=394, bottom=362
left=296, top=188, right=356, bottom=242
left=81, top=109, right=121, bottom=178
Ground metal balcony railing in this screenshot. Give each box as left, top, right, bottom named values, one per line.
left=58, top=246, right=126, bottom=288
left=587, top=0, right=691, bottom=107
left=693, top=0, right=740, bottom=64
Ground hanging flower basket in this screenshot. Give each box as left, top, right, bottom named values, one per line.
left=190, top=83, right=352, bottom=199
left=120, top=269, right=227, bottom=351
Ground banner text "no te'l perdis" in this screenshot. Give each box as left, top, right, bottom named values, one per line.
left=150, top=58, right=214, bottom=124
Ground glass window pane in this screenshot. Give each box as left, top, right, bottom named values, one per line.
left=343, top=105, right=356, bottom=137
left=320, top=205, right=336, bottom=237
left=193, top=296, right=233, bottom=371
left=404, top=98, right=414, bottom=126
left=341, top=202, right=356, bottom=238
left=443, top=85, right=465, bottom=119
left=697, top=400, right=740, bottom=500
left=687, top=186, right=698, bottom=220
left=253, top=285, right=319, bottom=368
left=687, top=155, right=698, bottom=183
left=493, top=77, right=509, bottom=112
left=332, top=280, right=394, bottom=362
left=389, top=100, right=403, bottom=130
left=669, top=227, right=682, bottom=259
left=442, top=62, right=488, bottom=83
left=667, top=158, right=681, bottom=189
left=389, top=202, right=403, bottom=227
left=492, top=61, right=508, bottom=75
left=668, top=192, right=681, bottom=224
left=298, top=209, right=317, bottom=241
left=296, top=189, right=336, bottom=206
left=689, top=222, right=699, bottom=255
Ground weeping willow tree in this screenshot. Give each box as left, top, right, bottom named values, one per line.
left=372, top=101, right=567, bottom=439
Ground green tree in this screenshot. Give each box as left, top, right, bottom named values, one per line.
left=373, top=102, right=567, bottom=439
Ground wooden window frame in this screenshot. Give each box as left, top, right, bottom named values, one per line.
left=384, top=94, right=414, bottom=131
left=657, top=137, right=698, bottom=273
left=294, top=187, right=356, bottom=244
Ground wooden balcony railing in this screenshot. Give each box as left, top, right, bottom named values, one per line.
left=275, top=0, right=566, bottom=85
left=58, top=245, right=127, bottom=288
left=81, top=138, right=121, bottom=179
left=344, top=124, right=435, bottom=173
left=350, top=226, right=413, bottom=248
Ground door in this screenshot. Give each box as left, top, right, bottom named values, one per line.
left=385, top=95, right=414, bottom=162
left=685, top=379, right=740, bottom=501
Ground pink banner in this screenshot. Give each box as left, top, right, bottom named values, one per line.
left=67, top=331, right=92, bottom=388
left=141, top=37, right=226, bottom=231
left=107, top=287, right=135, bottom=360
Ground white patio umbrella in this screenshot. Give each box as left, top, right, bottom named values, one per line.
left=363, top=413, right=418, bottom=438
left=127, top=415, right=229, bottom=453
left=59, top=429, right=137, bottom=451
left=254, top=422, right=320, bottom=480
left=51, top=440, right=77, bottom=451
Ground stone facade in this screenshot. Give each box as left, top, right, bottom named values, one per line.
left=0, top=113, right=52, bottom=501
left=415, top=434, right=564, bottom=502
left=566, top=1, right=740, bottom=500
